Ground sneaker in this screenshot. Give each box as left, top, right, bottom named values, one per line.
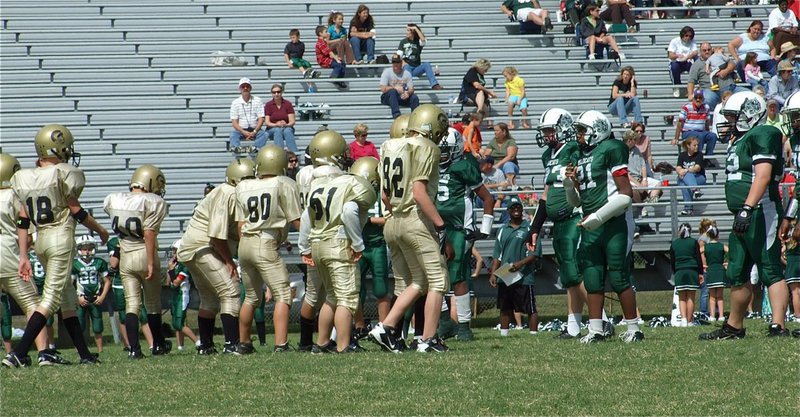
left=37, top=349, right=71, bottom=366
left=273, top=343, right=294, bottom=353
left=311, top=340, right=336, bottom=355
left=540, top=22, right=549, bottom=35
left=792, top=328, right=800, bottom=338
left=416, top=337, right=449, bottom=353
left=302, top=70, right=311, bottom=79
left=680, top=209, right=693, bottom=216
left=312, top=70, right=321, bottom=78
left=151, top=340, right=172, bottom=356
left=455, top=322, right=474, bottom=341
left=128, top=348, right=145, bottom=360
left=297, top=344, right=313, bottom=352
left=431, top=84, right=443, bottom=90
left=622, top=122, right=632, bottom=129
left=555, top=330, right=577, bottom=339
left=618, top=53, right=626, bottom=60
left=619, top=330, right=645, bottom=343
left=603, top=320, right=616, bottom=336
left=236, top=342, right=257, bottom=355
left=197, top=344, right=218, bottom=355
left=767, top=323, right=790, bottom=337
left=699, top=323, right=746, bottom=340
left=693, top=190, right=703, bottom=200
left=368, top=59, right=377, bottom=65
left=340, top=340, right=365, bottom=353
left=368, top=323, right=400, bottom=353
left=79, top=354, right=101, bottom=365
left=545, top=17, right=554, bottom=30
left=2, top=352, right=31, bottom=368
left=408, top=338, right=422, bottom=351
left=222, top=342, right=238, bottom=354
left=335, top=81, right=348, bottom=89
left=353, top=327, right=370, bottom=341
left=579, top=332, right=609, bottom=344
left=673, top=88, right=681, bottom=98
left=588, top=55, right=596, bottom=61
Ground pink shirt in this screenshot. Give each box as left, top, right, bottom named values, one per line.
left=744, top=63, right=761, bottom=82
left=349, top=140, right=379, bottom=160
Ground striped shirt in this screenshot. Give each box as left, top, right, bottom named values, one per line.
left=678, top=102, right=710, bottom=132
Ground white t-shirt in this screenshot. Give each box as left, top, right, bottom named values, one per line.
left=768, top=7, right=798, bottom=32
left=667, top=37, right=697, bottom=62
left=229, top=95, right=264, bottom=130
left=380, top=67, right=414, bottom=90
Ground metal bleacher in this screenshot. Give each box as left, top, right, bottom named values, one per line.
left=0, top=0, right=777, bottom=262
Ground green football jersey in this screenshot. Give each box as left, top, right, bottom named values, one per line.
left=670, top=237, right=700, bottom=271
left=724, top=125, right=784, bottom=213
left=72, top=257, right=109, bottom=297
left=542, top=140, right=581, bottom=220
left=106, top=237, right=122, bottom=287
left=171, top=262, right=192, bottom=287
left=362, top=190, right=386, bottom=247
left=28, top=250, right=46, bottom=289
left=574, top=138, right=628, bottom=216
left=437, top=156, right=483, bottom=229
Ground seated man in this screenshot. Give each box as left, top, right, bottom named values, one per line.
left=379, top=55, right=419, bottom=119
left=500, top=0, right=553, bottom=34
left=671, top=90, right=719, bottom=161
left=229, top=77, right=267, bottom=153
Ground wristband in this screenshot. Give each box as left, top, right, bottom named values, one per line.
left=479, top=214, right=494, bottom=236
left=16, top=217, right=31, bottom=229
left=72, top=208, right=88, bottom=223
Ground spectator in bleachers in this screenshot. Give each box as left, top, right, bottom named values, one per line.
left=264, top=84, right=298, bottom=152
left=315, top=25, right=348, bottom=89
left=688, top=42, right=742, bottom=110
left=753, top=84, right=767, bottom=98
left=349, top=5, right=376, bottom=65
left=284, top=28, right=319, bottom=81
left=767, top=60, right=800, bottom=108
left=580, top=4, right=626, bottom=60
left=229, top=77, right=267, bottom=153
left=672, top=90, right=718, bottom=161
left=710, top=90, right=733, bottom=139
left=765, top=99, right=791, bottom=141
left=624, top=130, right=662, bottom=216
left=500, top=0, right=553, bottom=35
left=599, top=0, right=638, bottom=33
left=327, top=11, right=356, bottom=65
left=631, top=122, right=654, bottom=170
left=563, top=0, right=586, bottom=30
left=203, top=183, right=215, bottom=196
left=502, top=66, right=530, bottom=129
left=668, top=26, right=698, bottom=90
left=479, top=156, right=508, bottom=210
left=676, top=136, right=706, bottom=216
left=349, top=123, right=379, bottom=160
left=397, top=24, right=442, bottom=90
left=460, top=58, right=496, bottom=125
left=706, top=46, right=733, bottom=92
left=607, top=65, right=643, bottom=129
left=744, top=52, right=770, bottom=90
left=768, top=0, right=799, bottom=59
left=456, top=113, right=483, bottom=159
left=379, top=54, right=420, bottom=119
left=286, top=151, right=299, bottom=181
left=729, top=20, right=778, bottom=82
left=484, top=123, right=519, bottom=189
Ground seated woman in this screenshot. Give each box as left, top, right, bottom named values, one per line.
left=397, top=23, right=442, bottom=89
left=624, top=130, right=662, bottom=218
left=579, top=4, right=625, bottom=60
left=482, top=123, right=519, bottom=188
left=729, top=20, right=777, bottom=82
left=667, top=26, right=699, bottom=86
left=348, top=4, right=376, bottom=64
left=264, top=84, right=297, bottom=152
left=607, top=65, right=643, bottom=129
left=460, top=58, right=496, bottom=124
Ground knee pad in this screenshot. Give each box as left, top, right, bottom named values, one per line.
left=608, top=270, right=632, bottom=293
left=582, top=266, right=605, bottom=294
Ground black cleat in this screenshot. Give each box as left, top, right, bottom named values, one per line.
left=37, top=349, right=71, bottom=366
left=79, top=354, right=101, bottom=365
left=236, top=342, right=257, bottom=355
left=273, top=343, right=294, bottom=353
left=197, top=344, right=218, bottom=355
left=619, top=330, right=645, bottom=343
left=311, top=340, right=336, bottom=355
left=699, top=323, right=746, bottom=340
left=579, top=332, right=610, bottom=344
left=767, top=323, right=790, bottom=337
left=416, top=337, right=449, bottom=353
left=222, top=342, right=238, bottom=354
left=554, top=330, right=577, bottom=340
left=792, top=329, right=800, bottom=338
left=128, top=348, right=145, bottom=360
left=368, top=323, right=401, bottom=353
left=297, top=344, right=313, bottom=352
left=2, top=352, right=31, bottom=368
left=151, top=340, right=172, bottom=356
left=353, top=327, right=370, bottom=340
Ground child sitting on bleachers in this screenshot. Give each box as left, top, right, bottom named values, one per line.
left=502, top=66, right=530, bottom=129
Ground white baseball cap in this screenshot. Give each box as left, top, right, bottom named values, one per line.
left=238, top=77, right=252, bottom=88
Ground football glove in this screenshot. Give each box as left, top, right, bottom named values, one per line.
left=733, top=204, right=753, bottom=235
left=436, top=226, right=447, bottom=255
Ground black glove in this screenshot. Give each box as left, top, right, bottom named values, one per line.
left=733, top=204, right=753, bottom=235
left=465, top=228, right=487, bottom=242
left=436, top=226, right=447, bottom=255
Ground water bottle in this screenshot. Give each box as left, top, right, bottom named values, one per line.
left=448, top=93, right=454, bottom=104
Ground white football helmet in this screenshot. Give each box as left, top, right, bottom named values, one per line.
left=440, top=127, right=465, bottom=169
left=536, top=108, right=575, bottom=148
left=75, top=235, right=97, bottom=262
left=782, top=90, right=800, bottom=135
left=717, top=91, right=766, bottom=139
left=573, top=110, right=612, bottom=149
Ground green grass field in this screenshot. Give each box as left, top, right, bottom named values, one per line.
left=1, top=291, right=798, bottom=416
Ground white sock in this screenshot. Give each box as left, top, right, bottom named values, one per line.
left=680, top=318, right=688, bottom=327
left=529, top=330, right=538, bottom=335
left=589, top=319, right=604, bottom=334
left=500, top=329, right=509, bottom=337
left=625, top=318, right=640, bottom=332
left=601, top=309, right=609, bottom=321
left=441, top=296, right=449, bottom=312
left=48, top=344, right=56, bottom=350
left=567, top=313, right=581, bottom=336
left=455, top=294, right=472, bottom=323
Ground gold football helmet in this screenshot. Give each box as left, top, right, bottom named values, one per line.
left=34, top=124, right=81, bottom=166
left=349, top=156, right=379, bottom=188
left=0, top=153, right=21, bottom=189
left=407, top=104, right=449, bottom=144
left=309, top=129, right=349, bottom=168
left=390, top=113, right=411, bottom=138
left=130, top=164, right=166, bottom=197
left=225, top=158, right=256, bottom=186
left=255, top=145, right=287, bottom=177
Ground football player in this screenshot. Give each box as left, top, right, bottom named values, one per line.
left=563, top=111, right=643, bottom=343
left=299, top=130, right=376, bottom=353
left=28, top=238, right=56, bottom=349
left=4, top=126, right=108, bottom=368
left=235, top=145, right=302, bottom=352
left=107, top=236, right=154, bottom=352
left=780, top=91, right=800, bottom=338
left=436, top=127, right=495, bottom=341
left=72, top=235, right=110, bottom=353
left=350, top=156, right=391, bottom=338
left=701, top=91, right=791, bottom=339
left=178, top=159, right=253, bottom=354
left=104, top=164, right=169, bottom=359
left=166, top=240, right=199, bottom=351
left=0, top=153, right=52, bottom=365
left=369, top=103, right=453, bottom=353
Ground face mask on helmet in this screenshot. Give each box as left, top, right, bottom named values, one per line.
left=536, top=109, right=574, bottom=148
left=574, top=111, right=610, bottom=151
left=717, top=92, right=766, bottom=139
left=35, top=124, right=82, bottom=167
left=75, top=235, right=97, bottom=262
left=439, top=128, right=465, bottom=169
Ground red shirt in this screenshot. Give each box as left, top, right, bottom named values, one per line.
left=349, top=140, right=379, bottom=160
left=264, top=99, right=294, bottom=124
left=315, top=38, right=332, bottom=68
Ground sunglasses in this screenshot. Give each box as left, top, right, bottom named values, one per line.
left=271, top=90, right=282, bottom=94
left=288, top=159, right=298, bottom=163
